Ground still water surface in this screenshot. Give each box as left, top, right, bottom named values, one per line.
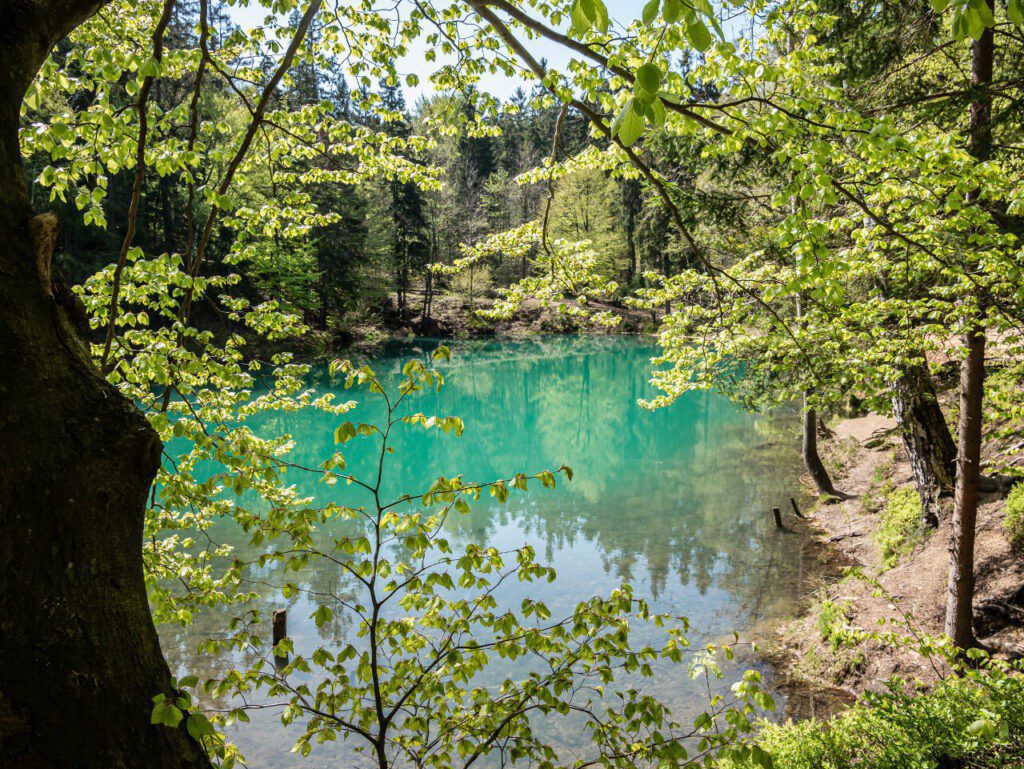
left=161, top=335, right=816, bottom=766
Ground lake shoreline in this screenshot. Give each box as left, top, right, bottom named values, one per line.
left=760, top=408, right=1024, bottom=721
left=268, top=295, right=663, bottom=361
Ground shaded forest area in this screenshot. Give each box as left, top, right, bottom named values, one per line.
left=28, top=0, right=708, bottom=342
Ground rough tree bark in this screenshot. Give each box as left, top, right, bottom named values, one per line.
left=946, top=324, right=986, bottom=648
left=0, top=2, right=212, bottom=766
left=945, top=5, right=994, bottom=650
left=891, top=361, right=957, bottom=528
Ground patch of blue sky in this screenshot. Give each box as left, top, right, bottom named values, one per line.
left=225, top=0, right=753, bottom=102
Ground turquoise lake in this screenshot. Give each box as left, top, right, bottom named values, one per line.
left=160, top=335, right=818, bottom=766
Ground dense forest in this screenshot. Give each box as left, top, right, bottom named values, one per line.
left=25, top=0, right=631, bottom=339
left=4, top=0, right=1024, bottom=767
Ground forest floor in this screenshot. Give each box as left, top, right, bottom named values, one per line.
left=766, top=405, right=1024, bottom=721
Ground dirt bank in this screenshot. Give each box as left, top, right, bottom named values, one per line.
left=768, top=411, right=1024, bottom=707
left=380, top=294, right=659, bottom=339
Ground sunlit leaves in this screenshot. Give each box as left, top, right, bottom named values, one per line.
left=570, top=0, right=610, bottom=36
left=933, top=0, right=1019, bottom=39
left=642, top=0, right=660, bottom=26
left=150, top=693, right=184, bottom=728
left=612, top=99, right=645, bottom=146
left=1010, top=0, right=1024, bottom=26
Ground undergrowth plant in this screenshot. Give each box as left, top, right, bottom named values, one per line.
left=729, top=571, right=1024, bottom=768
left=1003, top=484, right=1024, bottom=553
left=875, top=485, right=924, bottom=570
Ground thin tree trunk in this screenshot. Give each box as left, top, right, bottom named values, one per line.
left=802, top=392, right=839, bottom=497
left=946, top=323, right=986, bottom=648
left=423, top=266, right=433, bottom=320
left=795, top=287, right=838, bottom=497
left=159, top=172, right=177, bottom=253
left=945, top=7, right=994, bottom=649
left=891, top=361, right=957, bottom=527
left=626, top=230, right=637, bottom=282
left=0, top=5, right=212, bottom=766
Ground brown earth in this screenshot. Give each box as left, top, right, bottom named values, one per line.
left=769, top=410, right=1024, bottom=706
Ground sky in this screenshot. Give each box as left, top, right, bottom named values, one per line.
left=228, top=0, right=719, bottom=102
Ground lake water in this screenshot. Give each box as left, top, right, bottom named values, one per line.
left=160, top=335, right=818, bottom=767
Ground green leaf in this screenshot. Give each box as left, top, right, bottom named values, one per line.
left=313, top=603, right=333, bottom=628
left=751, top=745, right=774, bottom=769
left=964, top=5, right=985, bottom=38
left=151, top=700, right=184, bottom=728
left=1010, top=0, right=1024, bottom=24
left=966, top=718, right=997, bottom=739
left=334, top=422, right=356, bottom=443
left=648, top=96, right=667, bottom=128
left=612, top=100, right=645, bottom=146
left=642, top=0, right=660, bottom=25
left=591, top=0, right=610, bottom=32
left=635, top=63, right=662, bottom=95
left=969, top=0, right=994, bottom=27
left=139, top=56, right=161, bottom=78
left=663, top=0, right=682, bottom=23
left=186, top=713, right=215, bottom=741
left=686, top=20, right=713, bottom=51
left=570, top=0, right=591, bottom=34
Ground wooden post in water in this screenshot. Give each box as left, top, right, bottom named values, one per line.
left=272, top=610, right=288, bottom=663
left=772, top=507, right=783, bottom=529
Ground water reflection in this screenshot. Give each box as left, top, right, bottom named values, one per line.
left=161, top=335, right=815, bottom=766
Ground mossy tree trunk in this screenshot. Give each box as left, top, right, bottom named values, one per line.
left=0, top=3, right=211, bottom=766
left=891, top=361, right=957, bottom=528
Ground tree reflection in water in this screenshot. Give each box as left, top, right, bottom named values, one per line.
left=160, top=336, right=823, bottom=767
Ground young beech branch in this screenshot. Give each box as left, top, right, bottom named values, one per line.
left=99, top=0, right=176, bottom=373
left=157, top=0, right=323, bottom=412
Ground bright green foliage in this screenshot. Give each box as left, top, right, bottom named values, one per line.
left=447, top=0, right=1024, bottom=435
left=23, top=0, right=1024, bottom=765
left=876, top=486, right=924, bottom=570
left=817, top=599, right=855, bottom=651
left=724, top=661, right=1024, bottom=769
left=728, top=576, right=1024, bottom=768
left=197, top=351, right=776, bottom=767
left=21, top=2, right=793, bottom=764
left=1003, top=484, right=1024, bottom=553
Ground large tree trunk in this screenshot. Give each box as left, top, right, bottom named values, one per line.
left=0, top=4, right=212, bottom=767
left=891, top=361, right=957, bottom=528
left=945, top=6, right=994, bottom=650
left=802, top=392, right=840, bottom=497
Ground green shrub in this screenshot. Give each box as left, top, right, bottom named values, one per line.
left=1003, top=483, right=1024, bottom=552
left=720, top=663, right=1024, bottom=769
left=860, top=479, right=889, bottom=515
left=875, top=486, right=923, bottom=569
left=817, top=600, right=854, bottom=650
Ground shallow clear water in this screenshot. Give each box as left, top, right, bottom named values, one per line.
left=161, top=335, right=817, bottom=766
